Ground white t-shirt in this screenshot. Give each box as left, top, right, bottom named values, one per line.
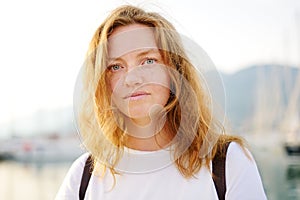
left=55, top=143, right=267, bottom=200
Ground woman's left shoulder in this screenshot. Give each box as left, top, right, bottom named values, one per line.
left=227, top=142, right=253, bottom=161
left=226, top=142, right=259, bottom=174
left=225, top=142, right=267, bottom=199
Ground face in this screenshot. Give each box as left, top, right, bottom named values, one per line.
left=106, top=24, right=170, bottom=124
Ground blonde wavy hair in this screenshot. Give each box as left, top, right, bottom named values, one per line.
left=78, top=5, right=243, bottom=178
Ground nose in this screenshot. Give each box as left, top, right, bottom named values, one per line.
left=124, top=67, right=143, bottom=86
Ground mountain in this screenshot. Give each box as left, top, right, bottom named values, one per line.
left=220, top=64, right=300, bottom=131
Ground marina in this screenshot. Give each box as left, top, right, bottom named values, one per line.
left=0, top=131, right=300, bottom=199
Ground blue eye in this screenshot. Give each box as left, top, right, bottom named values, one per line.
left=108, top=64, right=121, bottom=71
left=144, top=58, right=156, bottom=65
left=112, top=65, right=120, bottom=70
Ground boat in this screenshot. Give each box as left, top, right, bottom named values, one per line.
left=282, top=111, right=300, bottom=155
left=284, top=127, right=300, bottom=155
left=0, top=134, right=83, bottom=163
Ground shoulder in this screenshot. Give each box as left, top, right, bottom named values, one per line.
left=70, top=152, right=91, bottom=173
left=226, top=142, right=257, bottom=176
left=225, top=142, right=267, bottom=199
left=63, top=152, right=90, bottom=181
left=55, top=153, right=90, bottom=200
left=227, top=142, right=251, bottom=163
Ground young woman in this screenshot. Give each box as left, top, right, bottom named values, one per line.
left=56, top=5, right=267, bottom=200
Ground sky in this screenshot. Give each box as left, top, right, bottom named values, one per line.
left=0, top=0, right=299, bottom=130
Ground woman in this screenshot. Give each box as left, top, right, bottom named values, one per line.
left=56, top=5, right=267, bottom=200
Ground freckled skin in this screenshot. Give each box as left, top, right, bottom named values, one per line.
left=107, top=24, right=171, bottom=124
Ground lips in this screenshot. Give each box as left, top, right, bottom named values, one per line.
left=124, top=91, right=150, bottom=99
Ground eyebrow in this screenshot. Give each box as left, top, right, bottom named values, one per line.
left=136, top=48, right=160, bottom=58
left=108, top=48, right=160, bottom=62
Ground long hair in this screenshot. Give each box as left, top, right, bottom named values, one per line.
left=78, top=5, right=243, bottom=178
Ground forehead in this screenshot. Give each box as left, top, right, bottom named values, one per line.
left=108, top=24, right=158, bottom=59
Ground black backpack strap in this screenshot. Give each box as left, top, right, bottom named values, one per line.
left=212, top=142, right=231, bottom=200
left=79, top=154, right=93, bottom=200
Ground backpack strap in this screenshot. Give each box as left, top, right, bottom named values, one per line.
left=212, top=142, right=230, bottom=200
left=79, top=154, right=93, bottom=200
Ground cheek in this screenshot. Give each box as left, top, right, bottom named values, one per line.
left=151, top=83, right=170, bottom=106
left=108, top=75, right=126, bottom=108
left=146, top=65, right=170, bottom=87
left=109, top=79, right=116, bottom=92
left=150, top=69, right=171, bottom=105
left=105, top=76, right=119, bottom=108
left=160, top=87, right=171, bottom=104
left=108, top=75, right=122, bottom=92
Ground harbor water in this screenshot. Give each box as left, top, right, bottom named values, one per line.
left=1, top=133, right=300, bottom=200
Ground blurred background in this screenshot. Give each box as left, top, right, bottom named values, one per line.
left=0, top=0, right=300, bottom=199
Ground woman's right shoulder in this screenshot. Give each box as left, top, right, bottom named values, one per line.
left=64, top=152, right=91, bottom=181
left=55, top=153, right=90, bottom=200
left=70, top=152, right=91, bottom=172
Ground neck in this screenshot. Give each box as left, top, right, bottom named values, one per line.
left=124, top=131, right=173, bottom=151
left=123, top=117, right=173, bottom=151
